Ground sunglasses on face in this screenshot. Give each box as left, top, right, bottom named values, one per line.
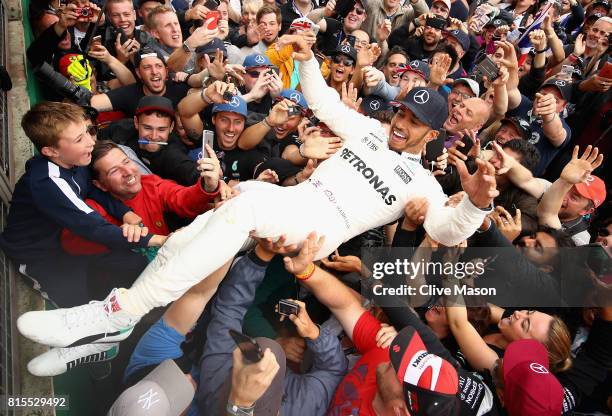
left=86, top=124, right=99, bottom=136
left=247, top=70, right=265, bottom=77
left=332, top=55, right=355, bottom=66
left=352, top=6, right=365, bottom=15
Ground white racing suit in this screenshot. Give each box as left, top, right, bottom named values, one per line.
left=123, top=56, right=489, bottom=315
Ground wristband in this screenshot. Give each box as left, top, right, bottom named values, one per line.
left=261, top=117, right=271, bottom=128
left=535, top=48, right=547, bottom=54
left=201, top=89, right=213, bottom=104
left=184, top=73, right=193, bottom=84
left=295, top=262, right=315, bottom=280
left=298, top=143, right=306, bottom=158
left=568, top=53, right=578, bottom=63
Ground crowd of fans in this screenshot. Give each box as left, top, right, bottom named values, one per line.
left=1, top=0, right=611, bottom=413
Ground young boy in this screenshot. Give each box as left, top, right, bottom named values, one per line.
left=0, top=102, right=166, bottom=306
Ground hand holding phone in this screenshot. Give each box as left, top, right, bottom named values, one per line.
left=277, top=299, right=300, bottom=317
left=598, top=61, right=612, bottom=79
left=201, top=130, right=215, bottom=159
left=229, top=330, right=264, bottom=363
left=205, top=10, right=221, bottom=30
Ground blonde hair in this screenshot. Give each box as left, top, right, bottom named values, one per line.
left=243, top=0, right=263, bottom=13
left=544, top=316, right=572, bottom=373
left=146, top=5, right=175, bottom=30
left=21, top=102, right=86, bottom=151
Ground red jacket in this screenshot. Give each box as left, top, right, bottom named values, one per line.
left=61, top=175, right=218, bottom=255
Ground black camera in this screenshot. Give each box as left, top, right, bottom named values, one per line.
left=35, top=62, right=93, bottom=107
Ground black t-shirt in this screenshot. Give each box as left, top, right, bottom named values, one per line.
left=389, top=32, right=436, bottom=61
left=246, top=94, right=273, bottom=116
left=106, top=81, right=190, bottom=117
left=218, top=147, right=266, bottom=182
left=317, top=18, right=344, bottom=56
left=450, top=0, right=469, bottom=21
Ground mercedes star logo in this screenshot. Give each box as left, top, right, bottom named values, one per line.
left=289, top=92, right=301, bottom=103
left=340, top=44, right=351, bottom=54
left=370, top=100, right=381, bottom=110
left=413, top=89, right=430, bottom=105
left=529, top=363, right=549, bottom=374
left=229, top=96, right=240, bottom=107
left=555, top=80, right=566, bottom=87
left=254, top=55, right=265, bottom=64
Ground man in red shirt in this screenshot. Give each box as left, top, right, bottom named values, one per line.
left=61, top=140, right=221, bottom=255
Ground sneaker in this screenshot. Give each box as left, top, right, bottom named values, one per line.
left=17, top=289, right=139, bottom=348
left=27, top=343, right=119, bottom=377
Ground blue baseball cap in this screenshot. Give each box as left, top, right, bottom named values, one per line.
left=243, top=53, right=272, bottom=69
left=391, top=87, right=448, bottom=131
left=211, top=95, right=248, bottom=117
left=278, top=89, right=308, bottom=109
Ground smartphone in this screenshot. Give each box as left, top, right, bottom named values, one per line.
left=114, top=27, right=129, bottom=44
left=203, top=0, right=219, bottom=9
left=459, top=135, right=474, bottom=155
left=346, top=34, right=356, bottom=47
left=270, top=66, right=280, bottom=76
left=202, top=130, right=215, bottom=158
left=598, top=61, right=612, bottom=79
left=222, top=90, right=235, bottom=102
left=308, top=115, right=320, bottom=128
left=205, top=10, right=221, bottom=30
left=474, top=55, right=499, bottom=83
left=425, top=16, right=447, bottom=31
left=277, top=299, right=300, bottom=317
left=229, top=330, right=264, bottom=363
left=425, top=134, right=445, bottom=171
left=287, top=106, right=302, bottom=117
left=560, top=65, right=575, bottom=78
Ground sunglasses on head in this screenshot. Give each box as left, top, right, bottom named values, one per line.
left=86, top=125, right=99, bottom=136
left=332, top=55, right=355, bottom=66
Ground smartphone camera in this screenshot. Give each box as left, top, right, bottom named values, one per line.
left=277, top=299, right=300, bottom=317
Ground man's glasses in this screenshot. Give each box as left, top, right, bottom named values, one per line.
left=332, top=55, right=355, bottom=67
left=247, top=70, right=264, bottom=77
left=449, top=89, right=473, bottom=100
left=86, top=125, right=99, bottom=137
left=353, top=6, right=365, bottom=15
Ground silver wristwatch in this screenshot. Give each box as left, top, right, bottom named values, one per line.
left=226, top=403, right=255, bottom=416
left=182, top=40, right=195, bottom=53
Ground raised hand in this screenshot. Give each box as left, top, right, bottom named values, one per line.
left=301, top=128, right=343, bottom=160
left=283, top=300, right=320, bottom=340
left=283, top=232, right=325, bottom=275
left=266, top=98, right=291, bottom=127
left=528, top=29, right=547, bottom=52
left=256, top=168, right=279, bottom=183
left=205, top=48, right=227, bottom=80
left=428, top=53, right=452, bottom=87
left=115, top=34, right=140, bottom=63
left=533, top=92, right=557, bottom=117
left=495, top=40, right=518, bottom=69
left=204, top=80, right=236, bottom=104
left=341, top=82, right=362, bottom=111
left=490, top=206, right=521, bottom=241
left=560, top=145, right=603, bottom=185
left=197, top=144, right=221, bottom=192
left=230, top=347, right=280, bottom=407
left=457, top=158, right=499, bottom=208
left=376, top=19, right=392, bottom=43
left=573, top=33, right=585, bottom=56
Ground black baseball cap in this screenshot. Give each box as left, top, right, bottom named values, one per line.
left=134, top=47, right=166, bottom=68
left=500, top=116, right=532, bottom=141
left=361, top=95, right=392, bottom=116
left=195, top=38, right=228, bottom=58
left=135, top=96, right=175, bottom=117
left=592, top=0, right=610, bottom=11
left=540, top=77, right=573, bottom=101
left=396, top=60, right=430, bottom=82
left=389, top=326, right=460, bottom=416
left=444, top=29, right=470, bottom=52
left=390, top=87, right=448, bottom=131
left=331, top=43, right=358, bottom=62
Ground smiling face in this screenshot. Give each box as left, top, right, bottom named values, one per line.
left=447, top=83, right=475, bottom=113
left=330, top=54, right=355, bottom=83
left=272, top=107, right=303, bottom=139
left=258, top=12, right=280, bottom=45
left=343, top=2, right=367, bottom=32
left=423, top=26, right=442, bottom=46
left=136, top=56, right=167, bottom=95
left=498, top=310, right=553, bottom=343
left=495, top=123, right=523, bottom=144
left=134, top=112, right=174, bottom=151
left=388, top=106, right=436, bottom=153
left=42, top=121, right=96, bottom=168
left=559, top=186, right=593, bottom=220
left=93, top=147, right=142, bottom=200
left=212, top=111, right=246, bottom=150
left=151, top=11, right=182, bottom=48
left=107, top=0, right=136, bottom=37
left=586, top=19, right=611, bottom=50
left=383, top=53, right=408, bottom=86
